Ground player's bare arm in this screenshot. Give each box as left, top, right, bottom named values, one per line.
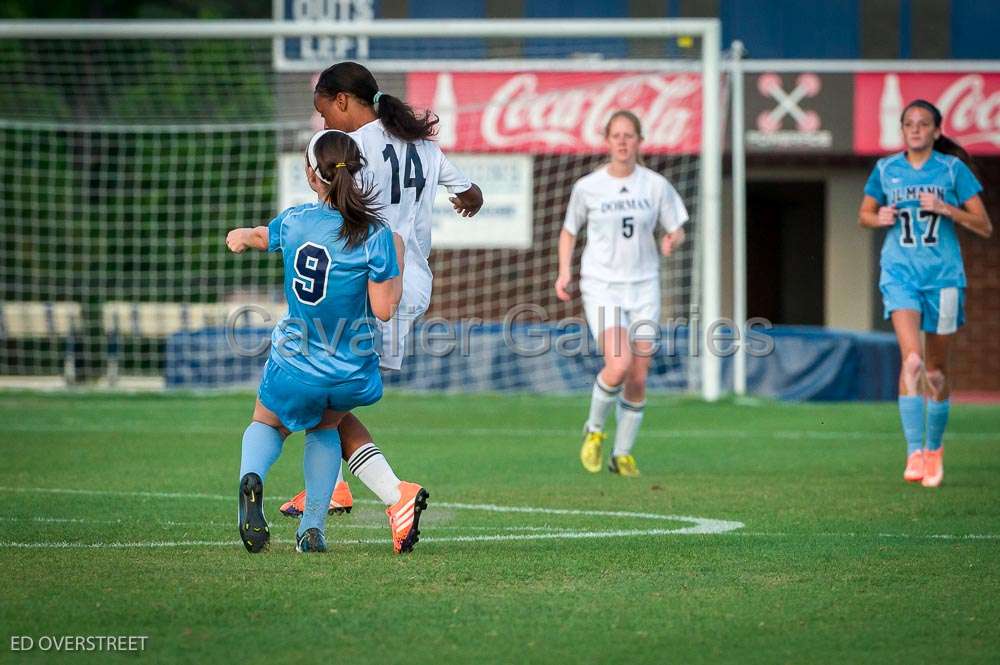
left=450, top=182, right=484, bottom=217
left=858, top=195, right=896, bottom=229
left=555, top=228, right=576, bottom=302
left=660, top=226, right=685, bottom=256
left=225, top=226, right=269, bottom=253
left=919, top=192, right=992, bottom=238
left=368, top=232, right=405, bottom=321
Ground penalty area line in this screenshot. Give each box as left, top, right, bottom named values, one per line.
left=2, top=529, right=1000, bottom=549
left=0, top=486, right=744, bottom=534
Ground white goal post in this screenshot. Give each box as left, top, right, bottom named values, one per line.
left=0, top=18, right=724, bottom=400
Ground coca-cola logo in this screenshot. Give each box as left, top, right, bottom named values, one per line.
left=406, top=71, right=703, bottom=154
left=857, top=73, right=1000, bottom=155
left=477, top=73, right=700, bottom=150
left=935, top=74, right=1000, bottom=146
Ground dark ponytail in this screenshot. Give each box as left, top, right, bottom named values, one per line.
left=315, top=61, right=438, bottom=142
left=902, top=98, right=975, bottom=169
left=311, top=131, right=385, bottom=249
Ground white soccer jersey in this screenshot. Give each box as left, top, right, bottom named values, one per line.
left=563, top=165, right=688, bottom=283
left=349, top=119, right=472, bottom=315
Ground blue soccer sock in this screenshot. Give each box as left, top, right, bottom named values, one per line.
left=239, top=421, right=284, bottom=481
left=926, top=399, right=950, bottom=451
left=898, top=395, right=925, bottom=456
left=300, top=428, right=342, bottom=535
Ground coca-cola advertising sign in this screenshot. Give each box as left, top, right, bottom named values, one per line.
left=406, top=71, right=702, bottom=154
left=855, top=73, right=1000, bottom=155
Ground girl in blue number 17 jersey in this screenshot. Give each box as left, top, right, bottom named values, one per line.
left=859, top=99, right=992, bottom=488
left=225, top=130, right=403, bottom=553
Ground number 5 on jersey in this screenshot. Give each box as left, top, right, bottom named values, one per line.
left=622, top=216, right=634, bottom=238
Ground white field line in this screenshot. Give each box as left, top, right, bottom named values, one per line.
left=2, top=423, right=998, bottom=442
left=0, top=485, right=743, bottom=545
left=0, top=516, right=578, bottom=532
left=0, top=486, right=743, bottom=534
left=2, top=530, right=999, bottom=550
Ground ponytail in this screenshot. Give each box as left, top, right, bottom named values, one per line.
left=373, top=91, right=438, bottom=142
left=315, top=61, right=438, bottom=142
left=309, top=131, right=384, bottom=249
left=902, top=98, right=976, bottom=170
left=933, top=135, right=974, bottom=169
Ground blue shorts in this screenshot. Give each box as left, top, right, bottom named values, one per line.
left=881, top=282, right=965, bottom=335
left=257, top=359, right=383, bottom=432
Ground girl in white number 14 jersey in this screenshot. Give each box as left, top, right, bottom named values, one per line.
left=279, top=62, right=483, bottom=554
left=556, top=111, right=688, bottom=477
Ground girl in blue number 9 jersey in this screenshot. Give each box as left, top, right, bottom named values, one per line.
left=859, top=99, right=992, bottom=488
left=225, top=130, right=403, bottom=553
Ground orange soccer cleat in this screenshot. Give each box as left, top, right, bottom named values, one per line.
left=279, top=481, right=354, bottom=518
left=921, top=448, right=944, bottom=488
left=330, top=481, right=353, bottom=514
left=386, top=481, right=429, bottom=554
left=903, top=450, right=924, bottom=482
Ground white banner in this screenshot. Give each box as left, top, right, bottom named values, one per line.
left=272, top=0, right=373, bottom=72
left=430, top=154, right=533, bottom=249
left=278, top=153, right=534, bottom=250
left=277, top=153, right=316, bottom=210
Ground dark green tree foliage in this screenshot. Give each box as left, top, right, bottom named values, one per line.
left=1, top=31, right=289, bottom=377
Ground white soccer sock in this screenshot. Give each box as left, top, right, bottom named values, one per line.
left=587, top=375, right=622, bottom=432
left=335, top=463, right=344, bottom=486
left=347, top=442, right=402, bottom=506
left=612, top=398, right=645, bottom=457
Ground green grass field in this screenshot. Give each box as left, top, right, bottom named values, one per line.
left=2, top=391, right=999, bottom=664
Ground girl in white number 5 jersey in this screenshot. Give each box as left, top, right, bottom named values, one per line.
left=556, top=110, right=688, bottom=477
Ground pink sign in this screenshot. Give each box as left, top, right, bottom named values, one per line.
left=855, top=73, right=1000, bottom=155
left=406, top=71, right=703, bottom=154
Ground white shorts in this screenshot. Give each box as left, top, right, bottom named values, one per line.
left=378, top=307, right=419, bottom=371
left=375, top=256, right=432, bottom=370
left=580, top=276, right=661, bottom=341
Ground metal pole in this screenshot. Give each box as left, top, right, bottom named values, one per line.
left=731, top=40, right=748, bottom=396
left=699, top=22, right=722, bottom=402
left=0, top=18, right=720, bottom=39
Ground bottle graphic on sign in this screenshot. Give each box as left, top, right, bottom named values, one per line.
left=433, top=72, right=457, bottom=149
left=879, top=74, right=904, bottom=150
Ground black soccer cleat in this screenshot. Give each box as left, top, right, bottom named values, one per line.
left=238, top=472, right=270, bottom=553
left=295, top=527, right=327, bottom=553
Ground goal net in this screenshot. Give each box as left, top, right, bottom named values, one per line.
left=0, top=20, right=723, bottom=397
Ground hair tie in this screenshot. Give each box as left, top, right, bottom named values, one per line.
left=373, top=91, right=383, bottom=110
left=334, top=162, right=347, bottom=168
left=306, top=129, right=351, bottom=185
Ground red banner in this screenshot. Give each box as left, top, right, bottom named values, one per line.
left=406, top=72, right=702, bottom=154
left=854, top=73, right=1000, bottom=155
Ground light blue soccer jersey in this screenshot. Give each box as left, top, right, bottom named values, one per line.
left=864, top=150, right=982, bottom=289
left=265, top=202, right=398, bottom=384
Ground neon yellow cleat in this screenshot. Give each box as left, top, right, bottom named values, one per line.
left=580, top=429, right=605, bottom=473
left=609, top=454, right=640, bottom=477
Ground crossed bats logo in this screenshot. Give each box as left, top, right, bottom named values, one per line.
left=756, top=73, right=822, bottom=133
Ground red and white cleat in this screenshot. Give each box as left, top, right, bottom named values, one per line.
left=279, top=481, right=354, bottom=518
left=903, top=450, right=924, bottom=483
left=386, top=482, right=429, bottom=554
left=921, top=448, right=944, bottom=488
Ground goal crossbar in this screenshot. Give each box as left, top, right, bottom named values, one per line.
left=0, top=18, right=719, bottom=40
